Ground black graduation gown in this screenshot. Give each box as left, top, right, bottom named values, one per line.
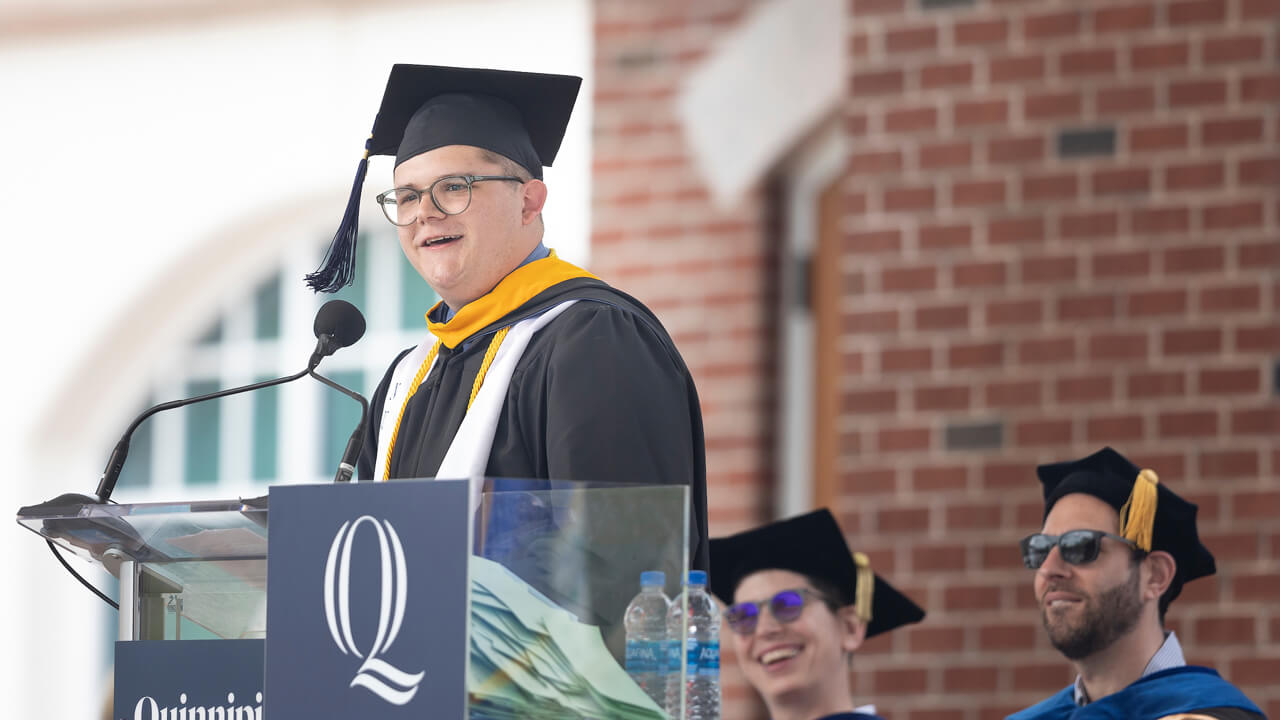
left=357, top=276, right=710, bottom=573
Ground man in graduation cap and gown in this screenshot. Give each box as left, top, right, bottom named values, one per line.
left=1008, top=447, right=1266, bottom=720
left=306, top=64, right=710, bottom=574
left=709, top=509, right=925, bottom=720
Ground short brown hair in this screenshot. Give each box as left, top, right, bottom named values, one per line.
left=478, top=148, right=533, bottom=182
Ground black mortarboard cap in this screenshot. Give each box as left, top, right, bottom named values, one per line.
left=1037, top=446, right=1216, bottom=605
left=709, top=509, right=925, bottom=638
left=305, top=64, right=582, bottom=293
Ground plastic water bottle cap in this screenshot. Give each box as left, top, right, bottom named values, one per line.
left=640, top=571, right=666, bottom=587
left=687, top=570, right=707, bottom=586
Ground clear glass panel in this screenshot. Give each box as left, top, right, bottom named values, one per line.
left=17, top=479, right=687, bottom=719
left=18, top=495, right=269, bottom=639
left=470, top=480, right=686, bottom=719
left=134, top=558, right=268, bottom=641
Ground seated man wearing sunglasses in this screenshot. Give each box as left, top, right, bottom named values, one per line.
left=1008, top=447, right=1265, bottom=720
left=709, top=509, right=925, bottom=720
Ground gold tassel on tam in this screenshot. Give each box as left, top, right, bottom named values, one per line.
left=1119, top=468, right=1159, bottom=551
left=853, top=552, right=874, bottom=624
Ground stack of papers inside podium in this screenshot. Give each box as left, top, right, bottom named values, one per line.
left=468, top=556, right=668, bottom=719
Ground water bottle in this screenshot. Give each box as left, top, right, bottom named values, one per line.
left=624, top=571, right=670, bottom=709
left=665, top=570, right=720, bottom=720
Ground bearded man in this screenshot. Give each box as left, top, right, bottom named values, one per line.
left=1007, top=447, right=1265, bottom=720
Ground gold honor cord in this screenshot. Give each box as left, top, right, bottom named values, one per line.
left=468, top=327, right=510, bottom=408
left=380, top=328, right=510, bottom=482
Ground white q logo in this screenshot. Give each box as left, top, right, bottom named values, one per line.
left=323, top=516, right=425, bottom=705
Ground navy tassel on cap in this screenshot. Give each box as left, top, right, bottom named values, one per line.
left=306, top=133, right=374, bottom=293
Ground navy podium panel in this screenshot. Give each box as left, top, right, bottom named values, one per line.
left=266, top=480, right=471, bottom=719
left=115, top=639, right=264, bottom=720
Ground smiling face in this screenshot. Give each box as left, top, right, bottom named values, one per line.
left=729, top=569, right=864, bottom=717
left=1035, top=493, right=1145, bottom=660
left=391, top=144, right=546, bottom=309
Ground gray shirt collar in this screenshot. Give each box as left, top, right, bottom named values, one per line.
left=1073, top=631, right=1185, bottom=706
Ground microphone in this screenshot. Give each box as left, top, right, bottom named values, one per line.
left=90, top=300, right=367, bottom=504
left=310, top=299, right=366, bottom=370
left=23, top=300, right=370, bottom=613
left=307, top=299, right=371, bottom=484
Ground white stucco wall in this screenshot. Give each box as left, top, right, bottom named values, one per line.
left=677, top=0, right=844, bottom=208
left=0, top=2, right=591, bottom=716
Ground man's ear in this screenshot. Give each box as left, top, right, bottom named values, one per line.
left=837, top=605, right=868, bottom=654
left=521, top=180, right=547, bottom=224
left=1142, top=550, right=1177, bottom=603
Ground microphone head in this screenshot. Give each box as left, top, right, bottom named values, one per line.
left=314, top=300, right=366, bottom=349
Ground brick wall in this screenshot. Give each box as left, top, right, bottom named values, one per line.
left=592, top=0, right=777, bottom=536
left=592, top=2, right=779, bottom=715
left=839, top=0, right=1278, bottom=716
left=594, top=0, right=1278, bottom=718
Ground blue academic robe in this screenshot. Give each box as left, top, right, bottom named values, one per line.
left=1006, top=666, right=1265, bottom=720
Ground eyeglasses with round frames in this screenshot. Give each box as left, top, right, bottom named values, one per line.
left=375, top=174, right=524, bottom=225
left=724, top=588, right=827, bottom=635
left=1019, top=529, right=1143, bottom=570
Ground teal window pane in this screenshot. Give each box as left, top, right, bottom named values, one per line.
left=184, top=380, right=220, bottom=486
left=196, top=319, right=223, bottom=346
left=330, top=233, right=371, bottom=310
left=401, top=253, right=439, bottom=329
left=252, top=381, right=279, bottom=481
left=320, top=370, right=364, bottom=471
left=116, top=399, right=154, bottom=489
left=254, top=273, right=282, bottom=340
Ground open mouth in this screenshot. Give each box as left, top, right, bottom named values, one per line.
left=758, top=647, right=801, bottom=667
left=422, top=234, right=462, bottom=248
left=1042, top=591, right=1082, bottom=610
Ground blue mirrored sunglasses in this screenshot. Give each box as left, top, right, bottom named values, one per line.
left=725, top=588, right=824, bottom=635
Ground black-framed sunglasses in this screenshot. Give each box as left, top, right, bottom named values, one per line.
left=375, top=174, right=525, bottom=225
left=1019, top=529, right=1142, bottom=570
left=724, top=588, right=824, bottom=635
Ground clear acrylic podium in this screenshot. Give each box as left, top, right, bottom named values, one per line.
left=17, top=479, right=691, bottom=718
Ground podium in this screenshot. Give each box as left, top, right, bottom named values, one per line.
left=17, top=478, right=691, bottom=719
